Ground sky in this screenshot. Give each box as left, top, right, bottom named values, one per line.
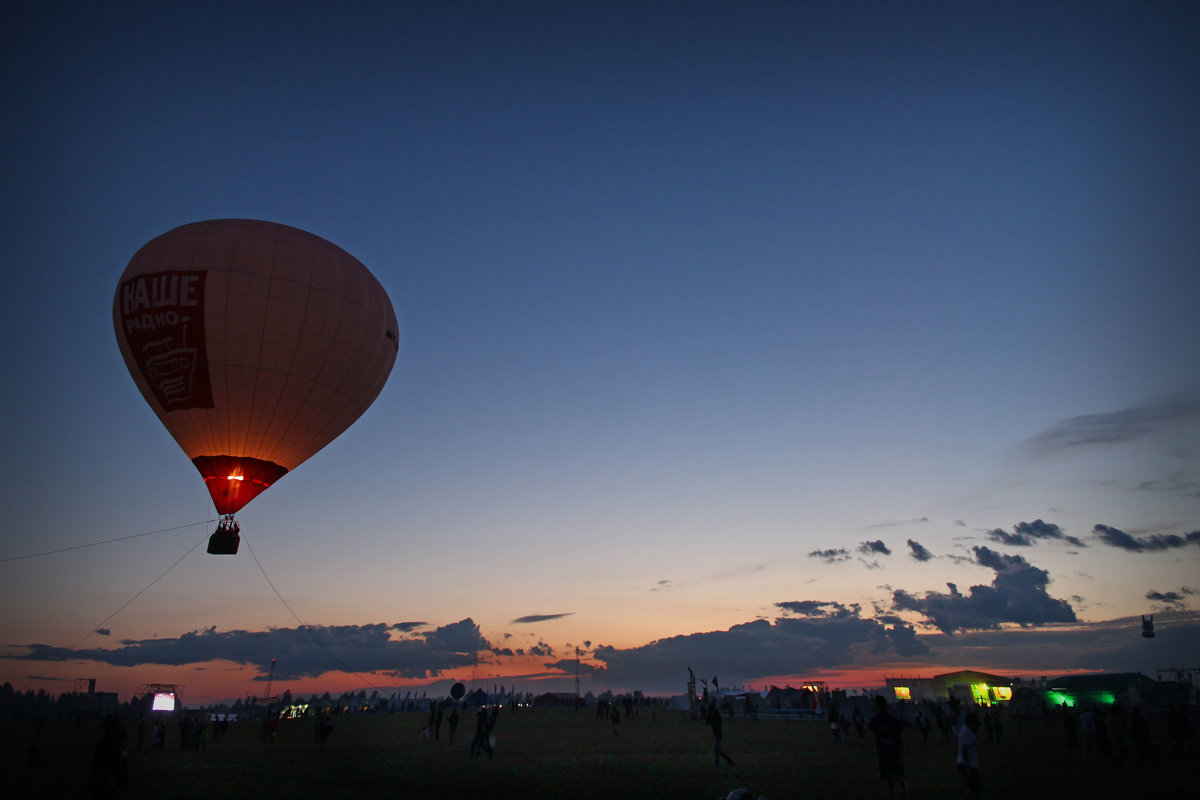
left=2, top=1, right=1198, bottom=705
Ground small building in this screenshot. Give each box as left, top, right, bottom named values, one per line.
left=885, top=670, right=1014, bottom=706
left=885, top=677, right=938, bottom=702
left=934, top=670, right=1014, bottom=706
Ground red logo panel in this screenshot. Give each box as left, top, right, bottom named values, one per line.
left=117, top=270, right=214, bottom=410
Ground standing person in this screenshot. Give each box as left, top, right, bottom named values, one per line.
left=868, top=696, right=907, bottom=800
left=707, top=704, right=735, bottom=766
left=422, top=703, right=436, bottom=741
left=853, top=705, right=867, bottom=744
left=828, top=706, right=843, bottom=746
left=90, top=713, right=129, bottom=800
left=470, top=707, right=493, bottom=758
left=447, top=708, right=460, bottom=744
left=610, top=704, right=621, bottom=736
left=317, top=710, right=334, bottom=752
left=28, top=719, right=47, bottom=767
left=151, top=718, right=165, bottom=749
left=956, top=712, right=982, bottom=800
left=1078, top=706, right=1097, bottom=761
left=1062, top=704, right=1078, bottom=749
left=915, top=708, right=930, bottom=743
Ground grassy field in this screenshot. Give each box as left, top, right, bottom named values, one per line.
left=6, top=708, right=1197, bottom=799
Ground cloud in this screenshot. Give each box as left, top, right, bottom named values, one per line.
left=5, top=620, right=493, bottom=680
left=858, top=540, right=891, bottom=556
left=891, top=546, right=1077, bottom=633
left=1024, top=393, right=1200, bottom=455
left=776, top=600, right=862, bottom=619
left=511, top=613, right=574, bottom=624
left=95, top=628, right=111, bottom=636
left=916, top=611, right=1200, bottom=674
left=808, top=548, right=851, bottom=563
left=907, top=540, right=933, bottom=562
left=985, top=519, right=1085, bottom=548
left=543, top=657, right=604, bottom=676
left=524, top=641, right=555, bottom=657
left=865, top=517, right=929, bottom=529
left=1136, top=471, right=1200, bottom=497
left=1092, top=524, right=1200, bottom=552
left=1146, top=587, right=1196, bottom=609
left=589, top=614, right=928, bottom=690
left=703, top=563, right=767, bottom=581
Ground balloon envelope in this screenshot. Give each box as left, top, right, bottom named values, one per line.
left=114, top=219, right=398, bottom=515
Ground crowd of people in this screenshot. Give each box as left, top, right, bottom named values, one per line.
left=31, top=686, right=1197, bottom=799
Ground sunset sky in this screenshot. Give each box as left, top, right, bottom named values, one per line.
left=2, top=1, right=1198, bottom=705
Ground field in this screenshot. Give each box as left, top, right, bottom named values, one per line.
left=6, top=708, right=1197, bottom=799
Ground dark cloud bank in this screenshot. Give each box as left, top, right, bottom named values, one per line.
left=9, top=544, right=1197, bottom=693
left=7, top=620, right=490, bottom=681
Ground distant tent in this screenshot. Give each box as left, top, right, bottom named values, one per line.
left=532, top=692, right=577, bottom=708
left=665, top=695, right=691, bottom=711
left=764, top=686, right=816, bottom=710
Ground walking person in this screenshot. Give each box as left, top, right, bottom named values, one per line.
left=708, top=704, right=735, bottom=766
left=956, top=712, right=982, bottom=799
left=868, top=696, right=907, bottom=799
left=317, top=710, right=334, bottom=752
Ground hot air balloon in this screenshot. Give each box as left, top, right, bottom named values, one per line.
left=113, top=219, right=399, bottom=554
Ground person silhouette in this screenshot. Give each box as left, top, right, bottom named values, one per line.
left=868, top=696, right=906, bottom=799
left=708, top=704, right=734, bottom=766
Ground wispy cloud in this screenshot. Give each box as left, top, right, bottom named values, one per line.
left=703, top=563, right=767, bottom=581
left=865, top=517, right=929, bottom=529
left=511, top=613, right=574, bottom=624
left=1024, top=393, right=1200, bottom=456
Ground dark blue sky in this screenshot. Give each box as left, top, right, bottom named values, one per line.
left=2, top=1, right=1197, bottom=700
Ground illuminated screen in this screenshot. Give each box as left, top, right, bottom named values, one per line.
left=994, top=687, right=1012, bottom=701
left=893, top=687, right=911, bottom=700
left=151, top=692, right=175, bottom=712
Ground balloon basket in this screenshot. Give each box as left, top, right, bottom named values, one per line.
left=207, top=516, right=241, bottom=555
